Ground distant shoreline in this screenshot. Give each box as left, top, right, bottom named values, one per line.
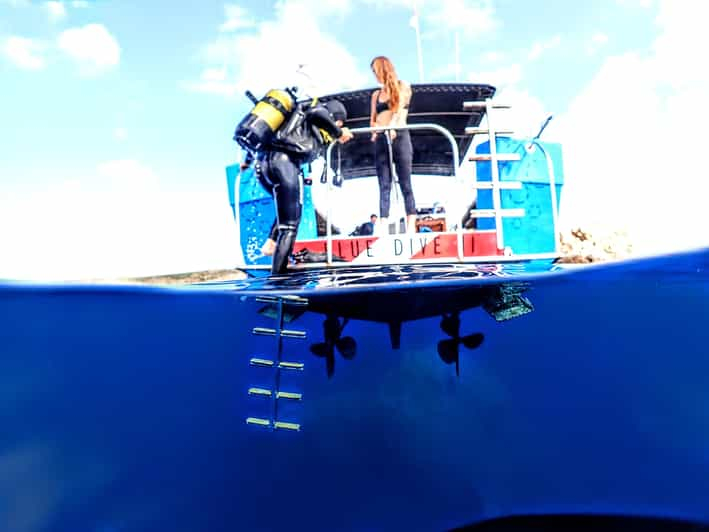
left=96, top=269, right=247, bottom=286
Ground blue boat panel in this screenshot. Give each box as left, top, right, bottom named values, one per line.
left=234, top=163, right=318, bottom=267
left=475, top=138, right=564, bottom=255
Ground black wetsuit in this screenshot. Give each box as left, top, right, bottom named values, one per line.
left=255, top=103, right=343, bottom=274
left=373, top=95, right=416, bottom=218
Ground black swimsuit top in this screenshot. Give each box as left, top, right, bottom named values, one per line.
left=374, top=87, right=410, bottom=116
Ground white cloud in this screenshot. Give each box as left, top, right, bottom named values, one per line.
left=96, top=159, right=158, bottom=191
left=430, top=62, right=460, bottom=81
left=274, top=0, right=353, bottom=19
left=481, top=50, right=505, bottom=63
left=420, top=0, right=497, bottom=37
left=469, top=63, right=522, bottom=88
left=528, top=34, right=561, bottom=61
left=45, top=1, right=66, bottom=21
left=0, top=160, right=241, bottom=281
left=189, top=0, right=497, bottom=97
left=293, top=0, right=352, bottom=16
left=465, top=54, right=555, bottom=145
left=57, top=24, right=120, bottom=74
left=113, top=127, right=128, bottom=141
left=616, top=0, right=652, bottom=7
left=489, top=87, right=552, bottom=139
left=220, top=4, right=256, bottom=32
left=201, top=67, right=227, bottom=82
left=651, top=0, right=707, bottom=89
left=1, top=36, right=46, bottom=70
left=586, top=32, right=609, bottom=56
left=550, top=0, right=709, bottom=253
left=185, top=0, right=365, bottom=98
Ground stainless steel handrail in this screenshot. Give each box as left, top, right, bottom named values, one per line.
left=324, top=123, right=461, bottom=265
left=468, top=101, right=559, bottom=257
left=483, top=98, right=506, bottom=251
left=526, top=140, right=560, bottom=256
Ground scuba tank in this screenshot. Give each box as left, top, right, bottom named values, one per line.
left=233, top=88, right=297, bottom=153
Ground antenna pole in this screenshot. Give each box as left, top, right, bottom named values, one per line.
left=455, top=31, right=460, bottom=82
left=411, top=1, right=425, bottom=82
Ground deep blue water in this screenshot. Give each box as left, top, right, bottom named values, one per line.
left=1, top=248, right=708, bottom=532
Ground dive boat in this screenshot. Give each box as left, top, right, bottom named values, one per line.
left=0, top=83, right=708, bottom=531
left=226, top=83, right=564, bottom=275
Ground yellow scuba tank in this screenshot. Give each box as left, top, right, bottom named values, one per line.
left=233, top=88, right=296, bottom=153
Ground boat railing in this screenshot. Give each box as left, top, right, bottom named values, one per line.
left=525, top=139, right=560, bottom=256
left=324, top=123, right=462, bottom=264
left=320, top=100, right=560, bottom=266
left=464, top=98, right=561, bottom=257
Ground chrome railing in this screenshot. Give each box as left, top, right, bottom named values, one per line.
left=318, top=111, right=560, bottom=266
left=323, top=123, right=462, bottom=264
left=525, top=139, right=561, bottom=256
left=465, top=99, right=560, bottom=258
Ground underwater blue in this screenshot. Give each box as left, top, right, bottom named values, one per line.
left=1, top=248, right=708, bottom=531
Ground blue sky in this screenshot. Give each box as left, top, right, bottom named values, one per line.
left=1, top=0, right=706, bottom=279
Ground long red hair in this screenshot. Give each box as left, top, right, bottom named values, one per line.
left=371, top=56, right=401, bottom=112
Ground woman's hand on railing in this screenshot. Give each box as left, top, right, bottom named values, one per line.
left=371, top=129, right=397, bottom=142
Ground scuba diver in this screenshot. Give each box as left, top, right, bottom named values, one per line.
left=235, top=92, right=353, bottom=274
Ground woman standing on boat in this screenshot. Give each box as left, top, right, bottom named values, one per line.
left=370, top=56, right=417, bottom=234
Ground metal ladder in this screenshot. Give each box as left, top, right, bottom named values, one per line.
left=463, top=98, right=526, bottom=252
left=246, top=295, right=308, bottom=432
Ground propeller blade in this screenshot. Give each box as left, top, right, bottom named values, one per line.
left=335, top=336, right=357, bottom=360
left=461, top=333, right=485, bottom=350
left=310, top=342, right=333, bottom=358
left=437, top=338, right=459, bottom=365
left=440, top=314, right=460, bottom=338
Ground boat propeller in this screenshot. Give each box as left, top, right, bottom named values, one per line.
left=308, top=310, right=487, bottom=378
left=437, top=312, right=484, bottom=376
left=310, top=315, right=356, bottom=377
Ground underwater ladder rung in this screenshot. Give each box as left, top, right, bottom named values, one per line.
left=246, top=295, right=308, bottom=432
left=252, top=326, right=307, bottom=339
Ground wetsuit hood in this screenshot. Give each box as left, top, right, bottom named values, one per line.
left=324, top=100, right=347, bottom=122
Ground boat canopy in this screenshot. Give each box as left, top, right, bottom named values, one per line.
left=318, top=82, right=496, bottom=179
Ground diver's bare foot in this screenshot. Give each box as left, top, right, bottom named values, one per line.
left=261, top=239, right=276, bottom=256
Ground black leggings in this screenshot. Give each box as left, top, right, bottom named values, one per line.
left=374, top=130, right=416, bottom=218
left=256, top=151, right=302, bottom=274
